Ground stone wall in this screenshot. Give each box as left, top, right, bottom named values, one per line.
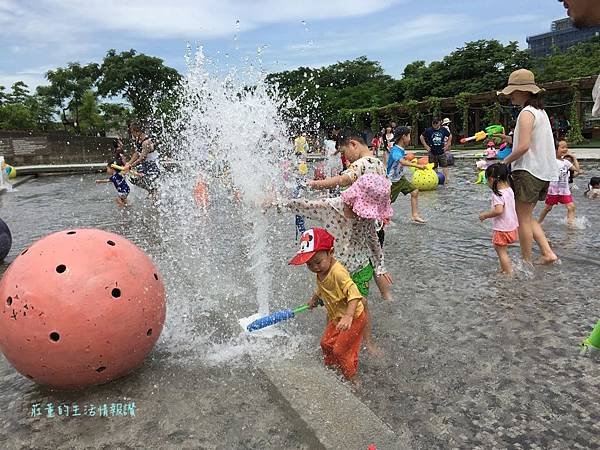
left=0, top=131, right=114, bottom=166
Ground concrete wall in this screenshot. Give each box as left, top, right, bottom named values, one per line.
left=0, top=131, right=114, bottom=166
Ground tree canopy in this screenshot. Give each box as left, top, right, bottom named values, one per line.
left=0, top=37, right=598, bottom=134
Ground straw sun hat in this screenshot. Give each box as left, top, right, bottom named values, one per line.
left=497, top=69, right=545, bottom=96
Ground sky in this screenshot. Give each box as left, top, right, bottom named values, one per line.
left=0, top=0, right=570, bottom=92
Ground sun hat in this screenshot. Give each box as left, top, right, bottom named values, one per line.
left=340, top=173, right=393, bottom=220
left=498, top=69, right=544, bottom=96
left=441, top=118, right=451, bottom=126
left=288, top=228, right=335, bottom=265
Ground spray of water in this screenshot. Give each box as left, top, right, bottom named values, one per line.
left=154, top=46, right=301, bottom=359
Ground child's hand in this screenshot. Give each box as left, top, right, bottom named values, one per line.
left=336, top=314, right=353, bottom=331
left=308, top=297, right=319, bottom=309
left=479, top=212, right=487, bottom=222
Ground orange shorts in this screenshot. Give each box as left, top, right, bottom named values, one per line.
left=493, top=229, right=518, bottom=246
left=320, top=311, right=366, bottom=379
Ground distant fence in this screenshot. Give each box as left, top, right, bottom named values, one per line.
left=0, top=131, right=114, bottom=166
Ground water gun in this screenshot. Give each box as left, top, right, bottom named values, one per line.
left=581, top=319, right=600, bottom=355
left=246, top=299, right=324, bottom=332
left=111, top=164, right=141, bottom=177
left=460, top=125, right=504, bottom=144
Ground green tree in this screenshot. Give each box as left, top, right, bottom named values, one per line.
left=78, top=90, right=103, bottom=134
left=96, top=49, right=181, bottom=120
left=400, top=40, right=531, bottom=101
left=98, top=102, right=132, bottom=134
left=534, top=36, right=600, bottom=82
left=7, top=81, right=30, bottom=104
left=39, top=62, right=100, bottom=131
left=267, top=56, right=398, bottom=129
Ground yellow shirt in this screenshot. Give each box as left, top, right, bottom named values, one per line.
left=316, top=261, right=364, bottom=324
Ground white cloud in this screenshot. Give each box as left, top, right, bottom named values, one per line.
left=0, top=0, right=407, bottom=42
left=276, top=13, right=470, bottom=74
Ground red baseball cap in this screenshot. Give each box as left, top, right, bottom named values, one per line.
left=288, top=228, right=335, bottom=265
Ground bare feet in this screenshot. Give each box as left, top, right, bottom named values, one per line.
left=411, top=216, right=427, bottom=224
left=536, top=253, right=559, bottom=265
left=366, top=341, right=384, bottom=357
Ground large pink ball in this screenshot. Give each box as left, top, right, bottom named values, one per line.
left=0, top=229, right=166, bottom=389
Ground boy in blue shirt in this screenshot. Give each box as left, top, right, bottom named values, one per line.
left=96, top=162, right=130, bottom=207
left=420, top=118, right=452, bottom=181
left=388, top=126, right=426, bottom=223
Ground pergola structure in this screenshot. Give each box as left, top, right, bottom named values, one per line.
left=339, top=76, right=598, bottom=145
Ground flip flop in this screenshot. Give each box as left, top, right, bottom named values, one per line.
left=411, top=217, right=427, bottom=224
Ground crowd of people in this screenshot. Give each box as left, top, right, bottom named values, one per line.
left=279, top=67, right=598, bottom=384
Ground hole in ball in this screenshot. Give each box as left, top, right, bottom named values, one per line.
left=153, top=273, right=158, bottom=281
left=56, top=264, right=67, bottom=274
left=6, top=297, right=12, bottom=306
left=147, top=328, right=152, bottom=336
left=96, top=366, right=106, bottom=373
left=66, top=231, right=76, bottom=235
left=49, top=332, right=60, bottom=342
left=21, top=249, right=28, bottom=255
left=107, top=240, right=115, bottom=246
left=111, top=288, right=121, bottom=298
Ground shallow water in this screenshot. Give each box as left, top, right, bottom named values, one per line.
left=1, top=160, right=599, bottom=448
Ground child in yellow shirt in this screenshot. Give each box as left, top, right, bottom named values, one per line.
left=289, top=227, right=365, bottom=381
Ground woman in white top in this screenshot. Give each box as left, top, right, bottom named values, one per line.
left=496, top=69, right=558, bottom=264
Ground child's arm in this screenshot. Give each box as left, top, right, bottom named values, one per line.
left=95, top=179, right=110, bottom=184
left=308, top=173, right=353, bottom=190
left=399, top=158, right=425, bottom=169
left=336, top=298, right=361, bottom=331
left=479, top=204, right=504, bottom=221
left=568, top=155, right=582, bottom=174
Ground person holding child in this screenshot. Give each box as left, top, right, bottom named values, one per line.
left=289, top=227, right=365, bottom=382
left=306, top=129, right=391, bottom=300
left=268, top=173, right=393, bottom=355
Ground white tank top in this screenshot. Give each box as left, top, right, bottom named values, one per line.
left=512, top=106, right=558, bottom=182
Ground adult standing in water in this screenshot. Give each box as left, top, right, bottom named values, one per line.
left=420, top=118, right=451, bottom=181
left=497, top=69, right=558, bottom=265
left=123, top=122, right=161, bottom=199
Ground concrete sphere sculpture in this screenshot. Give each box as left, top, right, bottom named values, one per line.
left=412, top=165, right=439, bottom=191
left=0, top=229, right=166, bottom=389
left=0, top=218, right=11, bottom=261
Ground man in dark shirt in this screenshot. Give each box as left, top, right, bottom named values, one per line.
left=420, top=118, right=452, bottom=180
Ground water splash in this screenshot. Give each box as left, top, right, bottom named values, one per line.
left=156, top=46, right=298, bottom=357
left=561, top=216, right=589, bottom=230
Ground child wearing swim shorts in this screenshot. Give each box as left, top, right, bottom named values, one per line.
left=539, top=140, right=580, bottom=226
left=96, top=163, right=130, bottom=207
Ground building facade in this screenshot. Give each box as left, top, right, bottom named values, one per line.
left=527, top=18, right=600, bottom=58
